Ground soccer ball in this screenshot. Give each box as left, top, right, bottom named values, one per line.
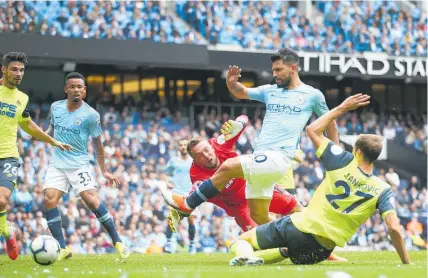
left=30, top=235, right=61, bottom=265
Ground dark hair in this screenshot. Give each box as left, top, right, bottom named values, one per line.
left=2, top=52, right=28, bottom=67
left=354, top=134, right=383, bottom=163
left=270, top=48, right=299, bottom=67
left=65, top=72, right=85, bottom=84
left=187, top=136, right=204, bottom=157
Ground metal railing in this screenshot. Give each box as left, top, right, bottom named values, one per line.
left=189, top=101, right=265, bottom=129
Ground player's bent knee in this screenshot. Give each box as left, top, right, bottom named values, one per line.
left=0, top=195, right=9, bottom=209
left=237, top=228, right=259, bottom=250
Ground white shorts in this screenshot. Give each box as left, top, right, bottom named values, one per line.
left=43, top=166, right=96, bottom=196
left=240, top=150, right=291, bottom=199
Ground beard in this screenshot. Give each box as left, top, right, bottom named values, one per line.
left=7, top=73, right=21, bottom=86
left=277, top=74, right=292, bottom=88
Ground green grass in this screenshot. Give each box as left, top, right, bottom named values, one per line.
left=0, top=251, right=426, bottom=278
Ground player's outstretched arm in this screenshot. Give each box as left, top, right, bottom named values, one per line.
left=93, top=136, right=120, bottom=186
left=307, top=94, right=370, bottom=149
left=19, top=120, right=72, bottom=151
left=325, top=121, right=339, bottom=145
left=226, top=65, right=250, bottom=99
left=384, top=213, right=411, bottom=264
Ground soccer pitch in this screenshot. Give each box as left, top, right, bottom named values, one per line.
left=0, top=251, right=426, bottom=278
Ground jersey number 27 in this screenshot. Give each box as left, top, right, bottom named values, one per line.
left=326, top=180, right=374, bottom=214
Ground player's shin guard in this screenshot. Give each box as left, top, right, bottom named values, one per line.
left=44, top=208, right=67, bottom=248
left=92, top=203, right=121, bottom=245
left=186, top=179, right=219, bottom=209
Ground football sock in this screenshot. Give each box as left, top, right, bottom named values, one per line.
left=186, top=179, right=219, bottom=209
left=230, top=239, right=287, bottom=265
left=252, top=248, right=288, bottom=264
left=0, top=210, right=10, bottom=239
left=92, top=203, right=121, bottom=245
left=44, top=208, right=66, bottom=248
left=188, top=223, right=196, bottom=242
left=166, top=225, right=173, bottom=239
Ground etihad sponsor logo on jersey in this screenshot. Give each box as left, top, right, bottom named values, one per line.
left=54, top=124, right=80, bottom=134
left=267, top=104, right=301, bottom=114
left=344, top=172, right=380, bottom=195
left=0, top=102, right=17, bottom=118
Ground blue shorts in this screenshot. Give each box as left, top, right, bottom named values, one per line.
left=255, top=216, right=332, bottom=264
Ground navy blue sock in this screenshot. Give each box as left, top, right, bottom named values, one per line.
left=92, top=204, right=121, bottom=245
left=188, top=224, right=195, bottom=241
left=44, top=208, right=66, bottom=248
left=186, top=179, right=219, bottom=209
left=166, top=225, right=173, bottom=239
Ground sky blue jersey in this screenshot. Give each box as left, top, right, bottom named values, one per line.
left=166, top=156, right=193, bottom=195
left=49, top=100, right=102, bottom=169
left=247, top=83, right=329, bottom=158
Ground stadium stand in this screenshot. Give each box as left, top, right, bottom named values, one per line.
left=176, top=0, right=427, bottom=55
left=0, top=0, right=205, bottom=44
left=0, top=1, right=426, bottom=55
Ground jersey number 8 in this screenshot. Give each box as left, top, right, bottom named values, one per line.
left=326, top=180, right=374, bottom=214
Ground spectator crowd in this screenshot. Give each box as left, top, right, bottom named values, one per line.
left=1, top=98, right=426, bottom=256
left=177, top=0, right=427, bottom=56
left=1, top=1, right=426, bottom=56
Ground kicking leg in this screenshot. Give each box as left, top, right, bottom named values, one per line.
left=161, top=157, right=244, bottom=214
left=44, top=188, right=65, bottom=247
left=80, top=189, right=129, bottom=259
left=43, top=189, right=69, bottom=255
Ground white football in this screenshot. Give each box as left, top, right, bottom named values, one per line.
left=30, top=235, right=61, bottom=265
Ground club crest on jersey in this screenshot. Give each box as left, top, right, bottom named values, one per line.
left=73, top=118, right=82, bottom=126
left=296, top=95, right=306, bottom=104
left=331, top=145, right=344, bottom=155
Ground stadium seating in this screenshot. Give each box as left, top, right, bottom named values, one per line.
left=0, top=0, right=204, bottom=44
left=1, top=1, right=426, bottom=56
left=176, top=0, right=427, bottom=56
left=1, top=99, right=426, bottom=255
